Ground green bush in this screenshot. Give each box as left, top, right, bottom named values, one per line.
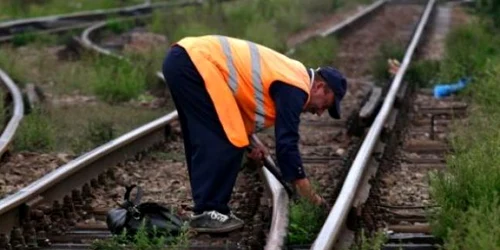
left=438, top=22, right=498, bottom=82
left=428, top=19, right=500, bottom=249
left=348, top=229, right=387, bottom=250
left=91, top=220, right=190, bottom=250
left=287, top=197, right=328, bottom=245
left=474, top=0, right=500, bottom=28
left=90, top=57, right=147, bottom=103
left=405, top=59, right=441, bottom=88
left=292, top=36, right=338, bottom=68
left=371, top=41, right=405, bottom=86
left=13, top=109, right=55, bottom=152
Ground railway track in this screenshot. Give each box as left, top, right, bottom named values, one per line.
left=0, top=0, right=206, bottom=162
left=0, top=0, right=203, bottom=43
left=358, top=2, right=470, bottom=250
left=311, top=1, right=473, bottom=250
left=0, top=0, right=459, bottom=249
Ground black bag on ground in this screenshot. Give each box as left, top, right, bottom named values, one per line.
left=106, top=185, right=184, bottom=237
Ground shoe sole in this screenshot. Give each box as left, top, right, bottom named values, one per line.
left=191, top=223, right=244, bottom=233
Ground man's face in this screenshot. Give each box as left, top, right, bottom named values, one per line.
left=305, top=81, right=335, bottom=116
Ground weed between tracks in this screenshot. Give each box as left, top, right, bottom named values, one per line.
left=0, top=46, right=165, bottom=154
left=91, top=222, right=190, bottom=250
left=2, top=0, right=378, bottom=247
left=427, top=11, right=500, bottom=250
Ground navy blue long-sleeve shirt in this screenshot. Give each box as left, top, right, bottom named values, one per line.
left=269, top=81, right=308, bottom=182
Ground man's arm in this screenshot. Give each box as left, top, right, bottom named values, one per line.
left=270, top=81, right=324, bottom=205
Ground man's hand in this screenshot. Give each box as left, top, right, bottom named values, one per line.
left=247, top=144, right=269, bottom=165
left=292, top=178, right=326, bottom=206
left=388, top=58, right=400, bottom=76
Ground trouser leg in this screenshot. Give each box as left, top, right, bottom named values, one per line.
left=162, top=45, right=244, bottom=215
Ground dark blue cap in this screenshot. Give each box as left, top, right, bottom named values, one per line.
left=316, top=67, right=347, bottom=119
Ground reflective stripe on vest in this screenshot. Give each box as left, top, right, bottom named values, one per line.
left=218, top=36, right=266, bottom=132
left=175, top=35, right=311, bottom=147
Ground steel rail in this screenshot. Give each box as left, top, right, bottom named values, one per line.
left=0, top=0, right=199, bottom=157
left=81, top=12, right=290, bottom=249
left=311, top=0, right=436, bottom=249
left=79, top=2, right=393, bottom=247
left=0, top=111, right=178, bottom=233
left=285, top=0, right=387, bottom=56
left=0, top=69, right=24, bottom=158
left=81, top=21, right=126, bottom=60
left=0, top=0, right=203, bottom=41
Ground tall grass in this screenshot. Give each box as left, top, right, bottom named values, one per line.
left=428, top=19, right=500, bottom=249
left=287, top=197, right=328, bottom=245
left=13, top=108, right=55, bottom=152
left=149, top=0, right=372, bottom=54
left=90, top=56, right=147, bottom=103
left=370, top=41, right=405, bottom=86
left=91, top=221, right=190, bottom=250
left=473, top=0, right=500, bottom=28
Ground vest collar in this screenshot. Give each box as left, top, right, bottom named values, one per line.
left=308, top=68, right=315, bottom=90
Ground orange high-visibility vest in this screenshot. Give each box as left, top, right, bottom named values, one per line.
left=175, top=35, right=312, bottom=148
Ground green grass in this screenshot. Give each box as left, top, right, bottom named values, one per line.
left=287, top=197, right=328, bottom=245
left=347, top=229, right=387, bottom=250
left=0, top=0, right=146, bottom=20
left=291, top=36, right=339, bottom=69
left=473, top=0, right=500, bottom=28
left=148, top=0, right=374, bottom=54
left=427, top=18, right=500, bottom=250
left=91, top=220, right=190, bottom=250
left=13, top=108, right=55, bottom=152
left=0, top=45, right=166, bottom=154
left=370, top=41, right=406, bottom=86
left=90, top=56, right=148, bottom=103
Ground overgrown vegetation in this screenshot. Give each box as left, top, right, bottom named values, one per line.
left=90, top=56, right=148, bottom=103
left=347, top=229, right=387, bottom=250
left=473, top=0, right=500, bottom=28
left=292, top=37, right=339, bottom=68
left=371, top=41, right=405, bottom=85
left=428, top=14, right=500, bottom=250
left=148, top=0, right=372, bottom=65
left=287, top=180, right=330, bottom=245
left=13, top=108, right=55, bottom=152
left=287, top=197, right=328, bottom=245
left=0, top=46, right=164, bottom=154
left=91, top=220, right=190, bottom=250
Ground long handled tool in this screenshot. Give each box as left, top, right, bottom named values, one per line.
left=249, top=134, right=298, bottom=200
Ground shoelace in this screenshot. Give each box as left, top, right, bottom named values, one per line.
left=207, top=211, right=229, bottom=223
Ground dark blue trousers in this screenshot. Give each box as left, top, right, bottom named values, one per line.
left=162, top=45, right=245, bottom=215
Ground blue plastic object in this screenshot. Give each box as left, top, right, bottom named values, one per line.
left=433, top=77, right=471, bottom=99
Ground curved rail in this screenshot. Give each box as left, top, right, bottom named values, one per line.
left=0, top=0, right=203, bottom=42
left=0, top=69, right=24, bottom=158
left=81, top=21, right=126, bottom=60
left=311, top=0, right=436, bottom=249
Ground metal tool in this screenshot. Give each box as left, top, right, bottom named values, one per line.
left=249, top=134, right=297, bottom=199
